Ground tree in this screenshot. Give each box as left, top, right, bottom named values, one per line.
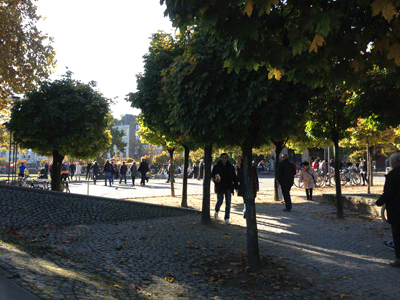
left=105, top=125, right=127, bottom=158
left=135, top=118, right=184, bottom=198
left=163, top=29, right=309, bottom=270
left=306, top=86, right=353, bottom=218
left=153, top=152, right=170, bottom=166
left=1, top=0, right=56, bottom=112
left=6, top=72, right=112, bottom=191
left=341, top=118, right=400, bottom=192
left=162, top=0, right=400, bottom=79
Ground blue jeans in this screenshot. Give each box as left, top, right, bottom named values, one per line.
left=104, top=172, right=112, bottom=186
left=119, top=174, right=126, bottom=184
left=215, top=189, right=232, bottom=220
left=281, top=186, right=292, bottom=210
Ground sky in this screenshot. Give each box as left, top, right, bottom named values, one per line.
left=36, top=0, right=176, bottom=119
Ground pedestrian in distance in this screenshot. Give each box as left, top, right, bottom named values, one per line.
left=373, top=152, right=400, bottom=268
left=198, top=159, right=204, bottom=180
left=359, top=158, right=368, bottom=185
left=119, top=161, right=128, bottom=184
left=75, top=162, right=82, bottom=181
left=103, top=160, right=113, bottom=186
left=166, top=161, right=174, bottom=183
left=193, top=163, right=199, bottom=179
left=92, top=161, right=100, bottom=185
left=299, top=161, right=317, bottom=200
left=16, top=161, right=29, bottom=178
left=69, top=162, right=75, bottom=181
left=138, top=157, right=149, bottom=186
left=211, top=153, right=237, bottom=225
left=277, top=154, right=296, bottom=212
left=130, top=162, right=137, bottom=186
left=86, top=160, right=92, bottom=180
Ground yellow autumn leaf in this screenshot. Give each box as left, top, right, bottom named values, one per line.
left=268, top=68, right=284, bottom=80
left=309, top=34, right=325, bottom=53
left=258, top=0, right=279, bottom=16
left=371, top=0, right=398, bottom=22
left=243, top=0, right=253, bottom=17
left=387, top=43, right=400, bottom=66
left=164, top=276, right=174, bottom=283
left=113, top=284, right=124, bottom=289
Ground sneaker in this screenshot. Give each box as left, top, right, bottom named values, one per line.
left=225, top=219, right=230, bottom=225
left=214, top=211, right=218, bottom=219
left=384, top=241, right=395, bottom=250
left=283, top=208, right=291, bottom=212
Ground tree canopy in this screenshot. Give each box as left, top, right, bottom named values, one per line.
left=6, top=72, right=112, bottom=190
left=1, top=0, right=56, bottom=111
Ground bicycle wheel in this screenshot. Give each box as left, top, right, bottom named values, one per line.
left=381, top=204, right=390, bottom=225
left=315, top=173, right=325, bottom=187
left=294, top=174, right=303, bottom=188
left=340, top=174, right=347, bottom=186
left=352, top=173, right=361, bottom=186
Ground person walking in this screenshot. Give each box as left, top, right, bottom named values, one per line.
left=119, top=161, right=128, bottom=184
left=211, top=153, right=237, bottom=225
left=103, top=160, right=113, bottom=186
left=277, top=154, right=296, bottom=212
left=69, top=162, right=75, bottom=181
left=166, top=162, right=174, bottom=183
left=193, top=163, right=199, bottom=179
left=138, top=157, right=149, bottom=186
left=16, top=161, right=29, bottom=178
left=299, top=161, right=318, bottom=200
left=92, top=161, right=100, bottom=185
left=75, top=162, right=82, bottom=181
left=130, top=162, right=138, bottom=186
left=86, top=161, right=92, bottom=180
left=198, top=159, right=204, bottom=180
left=360, top=158, right=368, bottom=185
left=373, top=153, right=400, bottom=268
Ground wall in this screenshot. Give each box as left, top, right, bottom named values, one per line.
left=0, top=185, right=198, bottom=229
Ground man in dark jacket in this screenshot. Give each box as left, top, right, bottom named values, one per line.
left=138, top=157, right=149, bottom=186
left=211, top=153, right=237, bottom=225
left=103, top=160, right=113, bottom=186
left=119, top=161, right=128, bottom=184
left=277, top=154, right=296, bottom=212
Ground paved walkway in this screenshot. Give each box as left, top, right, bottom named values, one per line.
left=1, top=176, right=398, bottom=299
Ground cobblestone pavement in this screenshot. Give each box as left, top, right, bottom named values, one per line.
left=1, top=175, right=398, bottom=299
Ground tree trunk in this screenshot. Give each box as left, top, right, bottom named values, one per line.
left=367, top=143, right=371, bottom=194
left=181, top=145, right=189, bottom=208
left=242, top=140, right=261, bottom=271
left=168, top=148, right=175, bottom=197
left=273, top=141, right=285, bottom=201
left=201, top=144, right=212, bottom=225
left=333, top=140, right=343, bottom=219
left=51, top=149, right=64, bottom=191
left=368, top=145, right=374, bottom=187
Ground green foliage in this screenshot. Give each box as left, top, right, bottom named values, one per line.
left=162, top=0, right=400, bottom=81
left=153, top=153, right=170, bottom=166
left=349, top=150, right=367, bottom=162
left=1, top=0, right=56, bottom=113
left=6, top=72, right=113, bottom=159
left=106, top=126, right=127, bottom=157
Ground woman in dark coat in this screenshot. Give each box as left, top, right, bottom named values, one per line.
left=374, top=153, right=400, bottom=267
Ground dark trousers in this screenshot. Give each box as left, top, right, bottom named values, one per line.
left=215, top=189, right=232, bottom=220
left=361, top=172, right=368, bottom=184
left=281, top=186, right=292, bottom=210
left=306, top=188, right=313, bottom=200
left=140, top=172, right=146, bottom=185
left=131, top=176, right=135, bottom=186
left=392, top=224, right=400, bottom=259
